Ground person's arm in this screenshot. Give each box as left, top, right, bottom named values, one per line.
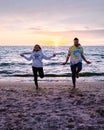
left=63, top=55, right=70, bottom=65
left=42, top=53, right=56, bottom=60
left=20, top=54, right=32, bottom=61
left=82, top=54, right=91, bottom=64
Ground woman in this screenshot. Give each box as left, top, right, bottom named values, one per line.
left=20, top=44, right=56, bottom=90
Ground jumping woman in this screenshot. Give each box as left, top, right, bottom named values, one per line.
left=20, top=44, right=56, bottom=90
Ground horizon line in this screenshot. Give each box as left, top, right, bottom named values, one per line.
left=0, top=45, right=104, bottom=47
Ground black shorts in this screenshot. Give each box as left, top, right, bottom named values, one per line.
left=32, top=66, right=44, bottom=78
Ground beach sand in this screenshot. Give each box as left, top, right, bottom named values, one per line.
left=0, top=81, right=104, bottom=130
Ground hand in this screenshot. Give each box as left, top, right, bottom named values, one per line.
left=63, top=62, right=67, bottom=65
left=53, top=53, right=56, bottom=57
left=20, top=54, right=24, bottom=57
left=86, top=61, right=91, bottom=64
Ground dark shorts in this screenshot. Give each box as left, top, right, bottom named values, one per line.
left=32, top=66, right=44, bottom=78
left=71, top=62, right=82, bottom=73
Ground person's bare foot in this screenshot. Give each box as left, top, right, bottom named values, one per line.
left=71, top=87, right=76, bottom=91
left=73, top=84, right=76, bottom=89
left=36, top=86, right=39, bottom=90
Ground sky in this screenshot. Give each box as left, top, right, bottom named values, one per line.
left=0, top=0, right=104, bottom=46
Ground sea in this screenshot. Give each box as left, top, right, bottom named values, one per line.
left=0, top=46, right=104, bottom=82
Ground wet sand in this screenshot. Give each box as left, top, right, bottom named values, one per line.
left=0, top=81, right=104, bottom=130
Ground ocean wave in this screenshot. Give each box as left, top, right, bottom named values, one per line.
left=22, top=52, right=32, bottom=55
left=91, top=54, right=104, bottom=56
left=5, top=72, right=104, bottom=77
left=45, top=62, right=70, bottom=66
left=0, top=70, right=13, bottom=74
left=0, top=63, right=15, bottom=66
left=87, top=54, right=104, bottom=57
left=0, top=62, right=30, bottom=67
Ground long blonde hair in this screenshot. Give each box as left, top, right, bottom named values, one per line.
left=33, top=44, right=41, bottom=52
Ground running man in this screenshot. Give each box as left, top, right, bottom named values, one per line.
left=63, top=38, right=91, bottom=88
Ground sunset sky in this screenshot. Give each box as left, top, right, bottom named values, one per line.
left=0, top=0, right=104, bottom=46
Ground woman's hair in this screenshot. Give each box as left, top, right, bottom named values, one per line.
left=33, top=44, right=41, bottom=52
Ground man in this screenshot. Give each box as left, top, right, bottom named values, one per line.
left=63, top=38, right=91, bottom=88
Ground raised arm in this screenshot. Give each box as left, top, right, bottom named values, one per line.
left=42, top=53, right=56, bottom=60
left=20, top=54, right=32, bottom=61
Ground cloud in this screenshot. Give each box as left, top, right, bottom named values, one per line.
left=0, top=0, right=104, bottom=45
left=0, top=0, right=104, bottom=29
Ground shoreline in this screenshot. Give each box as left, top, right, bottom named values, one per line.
left=0, top=81, right=104, bottom=129
left=0, top=75, right=104, bottom=83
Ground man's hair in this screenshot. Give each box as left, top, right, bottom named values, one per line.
left=74, top=37, right=79, bottom=41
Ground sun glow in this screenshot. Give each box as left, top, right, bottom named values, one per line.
left=54, top=38, right=60, bottom=47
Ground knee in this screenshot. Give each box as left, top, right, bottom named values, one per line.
left=72, top=73, right=76, bottom=77
left=40, top=75, right=44, bottom=78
